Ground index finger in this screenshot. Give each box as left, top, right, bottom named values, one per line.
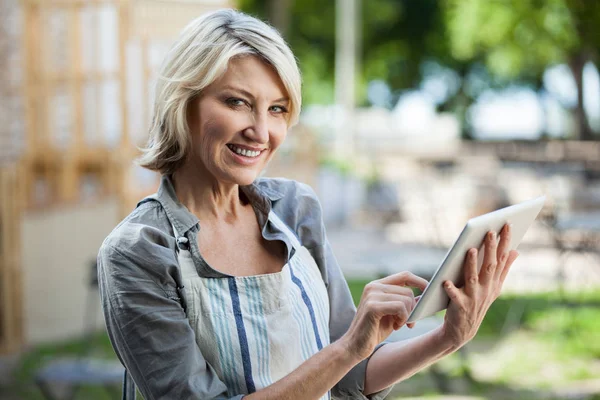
left=379, top=271, right=428, bottom=291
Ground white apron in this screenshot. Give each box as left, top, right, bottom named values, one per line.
left=173, top=211, right=331, bottom=399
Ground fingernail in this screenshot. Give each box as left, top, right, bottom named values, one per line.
left=445, top=281, right=451, bottom=288
left=470, top=248, right=477, bottom=256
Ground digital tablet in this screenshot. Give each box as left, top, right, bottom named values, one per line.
left=406, top=195, right=546, bottom=323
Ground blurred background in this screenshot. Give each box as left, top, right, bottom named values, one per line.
left=1, top=0, right=600, bottom=399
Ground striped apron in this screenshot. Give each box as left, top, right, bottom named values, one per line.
left=174, top=211, right=331, bottom=399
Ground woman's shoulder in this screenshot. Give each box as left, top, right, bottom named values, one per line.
left=97, top=199, right=181, bottom=306
left=99, top=199, right=176, bottom=264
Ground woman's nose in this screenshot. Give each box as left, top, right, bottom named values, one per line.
left=244, top=112, right=269, bottom=144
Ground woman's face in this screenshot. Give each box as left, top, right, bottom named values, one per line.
left=186, top=55, right=290, bottom=186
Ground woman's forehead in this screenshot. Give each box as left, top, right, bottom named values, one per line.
left=208, top=56, right=288, bottom=100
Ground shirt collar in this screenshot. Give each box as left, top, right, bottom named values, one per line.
left=154, top=174, right=284, bottom=234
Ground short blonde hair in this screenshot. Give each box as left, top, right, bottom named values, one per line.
left=137, top=9, right=302, bottom=174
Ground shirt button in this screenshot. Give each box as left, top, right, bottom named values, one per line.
left=177, top=236, right=190, bottom=250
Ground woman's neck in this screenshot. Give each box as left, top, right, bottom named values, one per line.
left=171, top=162, right=245, bottom=223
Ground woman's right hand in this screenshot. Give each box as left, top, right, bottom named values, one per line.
left=340, top=272, right=429, bottom=361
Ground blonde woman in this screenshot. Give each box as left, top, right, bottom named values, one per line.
left=97, top=9, right=518, bottom=400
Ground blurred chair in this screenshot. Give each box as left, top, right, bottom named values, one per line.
left=550, top=211, right=600, bottom=287
left=541, top=184, right=600, bottom=288
left=499, top=188, right=600, bottom=335
left=34, top=261, right=123, bottom=400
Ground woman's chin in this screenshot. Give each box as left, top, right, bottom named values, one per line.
left=223, top=169, right=262, bottom=187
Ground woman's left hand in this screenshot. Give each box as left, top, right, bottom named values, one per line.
left=440, top=223, right=519, bottom=349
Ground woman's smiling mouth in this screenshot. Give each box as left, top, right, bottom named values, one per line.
left=226, top=144, right=264, bottom=159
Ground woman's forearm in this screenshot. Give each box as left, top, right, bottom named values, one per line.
left=245, top=339, right=360, bottom=400
left=364, top=326, right=457, bottom=395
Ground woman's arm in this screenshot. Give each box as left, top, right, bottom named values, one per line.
left=364, top=224, right=519, bottom=395
left=363, top=326, right=453, bottom=395
left=244, top=339, right=361, bottom=400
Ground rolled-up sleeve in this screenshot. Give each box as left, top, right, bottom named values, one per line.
left=284, top=181, right=395, bottom=399
left=97, top=222, right=243, bottom=400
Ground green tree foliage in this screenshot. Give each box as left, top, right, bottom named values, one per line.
left=443, top=0, right=600, bottom=139
left=361, top=0, right=441, bottom=91
left=444, top=0, right=573, bottom=80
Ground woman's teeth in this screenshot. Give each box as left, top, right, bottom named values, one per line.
left=228, top=144, right=261, bottom=158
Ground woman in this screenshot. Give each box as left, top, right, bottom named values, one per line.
left=97, top=9, right=518, bottom=400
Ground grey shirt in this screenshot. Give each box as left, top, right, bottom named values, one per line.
left=98, top=175, right=394, bottom=400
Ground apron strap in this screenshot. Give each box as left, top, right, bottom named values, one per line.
left=171, top=223, right=200, bottom=279
left=268, top=211, right=302, bottom=250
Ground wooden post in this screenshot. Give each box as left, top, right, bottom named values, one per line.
left=0, top=165, right=24, bottom=355
left=70, top=4, right=84, bottom=149
left=38, top=5, right=51, bottom=157
left=59, top=4, right=84, bottom=203
left=117, top=1, right=131, bottom=217
left=141, top=35, right=150, bottom=141
left=118, top=1, right=129, bottom=150
left=12, top=164, right=24, bottom=349
left=92, top=5, right=102, bottom=149
left=22, top=3, right=41, bottom=208
left=0, top=168, right=8, bottom=353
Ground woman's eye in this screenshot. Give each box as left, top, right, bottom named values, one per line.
left=226, top=98, right=246, bottom=107
left=270, top=105, right=288, bottom=114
